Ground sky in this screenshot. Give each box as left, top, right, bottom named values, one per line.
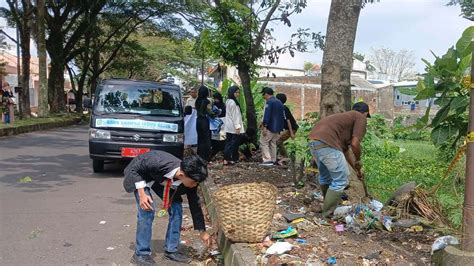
left=1, top=0, right=472, bottom=73
left=268, top=0, right=472, bottom=72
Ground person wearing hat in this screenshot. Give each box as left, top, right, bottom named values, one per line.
left=123, top=151, right=211, bottom=265
left=308, top=102, right=370, bottom=217
left=259, top=87, right=286, bottom=166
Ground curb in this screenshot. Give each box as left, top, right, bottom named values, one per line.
left=200, top=177, right=258, bottom=266
left=0, top=117, right=83, bottom=137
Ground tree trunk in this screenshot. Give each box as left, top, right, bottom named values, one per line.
left=237, top=63, right=257, bottom=137
left=20, top=0, right=32, bottom=118
left=320, top=0, right=363, bottom=118
left=48, top=60, right=65, bottom=112
left=37, top=0, right=48, bottom=117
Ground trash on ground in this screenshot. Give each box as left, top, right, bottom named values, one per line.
left=392, top=218, right=420, bottom=228
left=431, top=235, right=459, bottom=255
left=409, top=225, right=423, bottom=232
left=327, top=256, right=337, bottom=265
left=312, top=191, right=324, bottom=201
left=370, top=199, right=384, bottom=212
left=18, top=176, right=33, bottom=183
left=273, top=226, right=298, bottom=239
left=334, top=224, right=345, bottom=233
left=106, top=246, right=115, bottom=251
left=295, top=238, right=307, bottom=244
left=99, top=220, right=106, bottom=225
left=123, top=224, right=130, bottom=227
left=283, top=212, right=305, bottom=222
left=290, top=218, right=305, bottom=224
left=266, top=241, right=293, bottom=255
left=333, top=205, right=352, bottom=218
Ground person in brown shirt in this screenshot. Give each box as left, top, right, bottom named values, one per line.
left=308, top=102, right=370, bottom=217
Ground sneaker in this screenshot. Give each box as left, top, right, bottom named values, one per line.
left=130, top=254, right=157, bottom=266
left=163, top=251, right=192, bottom=263
left=259, top=161, right=274, bottom=167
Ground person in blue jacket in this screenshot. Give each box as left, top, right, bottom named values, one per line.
left=259, top=87, right=286, bottom=166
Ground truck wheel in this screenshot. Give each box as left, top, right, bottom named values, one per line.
left=93, top=160, right=105, bottom=173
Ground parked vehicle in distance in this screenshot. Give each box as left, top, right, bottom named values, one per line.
left=88, top=79, right=184, bottom=172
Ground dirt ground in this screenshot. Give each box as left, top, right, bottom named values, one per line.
left=209, top=161, right=439, bottom=265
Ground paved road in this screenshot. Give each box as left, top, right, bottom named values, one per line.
left=0, top=124, right=185, bottom=265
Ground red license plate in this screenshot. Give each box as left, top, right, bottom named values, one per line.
left=121, top=148, right=150, bottom=157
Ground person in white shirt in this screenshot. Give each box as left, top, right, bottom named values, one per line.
left=223, top=86, right=245, bottom=165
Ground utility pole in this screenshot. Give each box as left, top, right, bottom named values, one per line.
left=462, top=37, right=474, bottom=252
left=37, top=0, right=48, bottom=117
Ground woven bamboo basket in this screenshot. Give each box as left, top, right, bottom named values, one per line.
left=214, top=182, right=278, bottom=243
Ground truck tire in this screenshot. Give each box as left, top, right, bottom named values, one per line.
left=93, top=159, right=104, bottom=173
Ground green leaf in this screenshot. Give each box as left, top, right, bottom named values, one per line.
left=455, top=26, right=474, bottom=58
left=459, top=53, right=472, bottom=73
left=415, top=87, right=434, bottom=100
left=450, top=96, right=469, bottom=114
left=416, top=104, right=432, bottom=128
left=431, top=124, right=458, bottom=146
left=431, top=103, right=451, bottom=127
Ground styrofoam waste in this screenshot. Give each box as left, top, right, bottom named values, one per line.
left=333, top=205, right=352, bottom=218
left=345, top=215, right=354, bottom=225
left=265, top=242, right=293, bottom=255
left=370, top=199, right=384, bottom=212
left=431, top=236, right=459, bottom=255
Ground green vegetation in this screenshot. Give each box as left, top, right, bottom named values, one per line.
left=415, top=26, right=473, bottom=155
left=362, top=117, right=465, bottom=229
left=0, top=114, right=83, bottom=129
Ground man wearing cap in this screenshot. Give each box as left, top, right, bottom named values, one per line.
left=308, top=102, right=370, bottom=217
left=259, top=87, right=286, bottom=166
left=124, top=151, right=210, bottom=265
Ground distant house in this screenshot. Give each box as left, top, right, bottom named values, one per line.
left=0, top=52, right=72, bottom=113
left=392, top=81, right=437, bottom=114
left=307, top=64, right=321, bottom=77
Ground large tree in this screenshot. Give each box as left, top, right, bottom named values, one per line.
left=4, top=0, right=33, bottom=118
left=69, top=1, right=188, bottom=113
left=195, top=0, right=323, bottom=134
left=44, top=0, right=106, bottom=113
left=320, top=0, right=378, bottom=118
left=369, top=47, right=416, bottom=82
left=36, top=0, right=48, bottom=117
left=320, top=0, right=363, bottom=118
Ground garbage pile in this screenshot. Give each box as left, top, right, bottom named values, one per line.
left=253, top=184, right=439, bottom=265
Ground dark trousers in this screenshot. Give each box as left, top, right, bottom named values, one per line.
left=210, top=139, right=225, bottom=161
left=196, top=116, right=211, bottom=161
left=224, top=133, right=240, bottom=162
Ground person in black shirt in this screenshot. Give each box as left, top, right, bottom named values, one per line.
left=124, top=151, right=210, bottom=264
left=276, top=93, right=299, bottom=164
left=195, top=86, right=215, bottom=162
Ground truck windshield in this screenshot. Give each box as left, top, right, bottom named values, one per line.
left=94, top=84, right=181, bottom=116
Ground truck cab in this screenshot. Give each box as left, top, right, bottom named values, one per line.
left=89, top=79, right=184, bottom=172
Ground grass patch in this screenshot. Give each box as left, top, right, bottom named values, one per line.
left=363, top=139, right=464, bottom=229
left=0, top=113, right=83, bottom=129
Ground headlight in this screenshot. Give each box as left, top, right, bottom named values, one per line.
left=163, top=134, right=183, bottom=143
left=89, top=129, right=111, bottom=140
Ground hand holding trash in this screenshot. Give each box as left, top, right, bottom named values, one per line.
left=138, top=189, right=153, bottom=211
left=200, top=231, right=211, bottom=246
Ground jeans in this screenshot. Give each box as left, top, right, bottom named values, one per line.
left=224, top=133, right=240, bottom=162
left=134, top=187, right=183, bottom=256
left=309, top=141, right=349, bottom=192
